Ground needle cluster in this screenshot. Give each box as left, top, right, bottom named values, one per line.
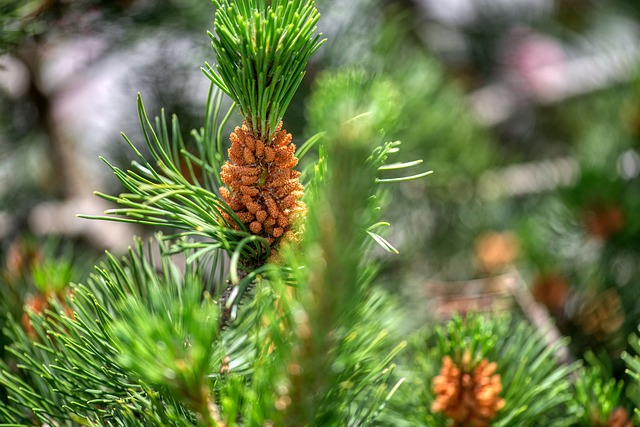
left=206, top=0, right=324, bottom=141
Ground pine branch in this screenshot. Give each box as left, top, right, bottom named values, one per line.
left=78, top=87, right=274, bottom=271
left=0, top=237, right=264, bottom=426
left=304, top=70, right=430, bottom=254
left=572, top=353, right=631, bottom=426
left=383, top=314, right=580, bottom=427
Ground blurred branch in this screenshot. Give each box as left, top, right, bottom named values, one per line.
left=423, top=271, right=572, bottom=364
left=474, top=148, right=639, bottom=200
left=469, top=48, right=640, bottom=126
left=477, top=156, right=578, bottom=199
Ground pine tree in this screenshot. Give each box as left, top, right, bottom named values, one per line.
left=3, top=1, right=640, bottom=426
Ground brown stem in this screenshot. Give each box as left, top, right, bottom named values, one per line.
left=218, top=268, right=252, bottom=330
left=194, top=390, right=225, bottom=427
left=15, top=41, right=93, bottom=199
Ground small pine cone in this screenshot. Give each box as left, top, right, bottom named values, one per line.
left=474, top=231, right=519, bottom=275
left=219, top=121, right=305, bottom=246
left=256, top=140, right=265, bottom=157
left=22, top=293, right=48, bottom=339
left=583, top=204, right=625, bottom=239
left=431, top=354, right=505, bottom=427
left=607, top=407, right=633, bottom=427
left=243, top=147, right=256, bottom=164
left=250, top=221, right=262, bottom=234
left=272, top=127, right=291, bottom=147
left=246, top=202, right=262, bottom=214
left=274, top=148, right=293, bottom=164
left=219, top=356, right=231, bottom=375
left=256, top=210, right=268, bottom=223
left=236, top=211, right=255, bottom=223
left=277, top=214, right=289, bottom=228
left=6, top=239, right=42, bottom=277
left=220, top=212, right=232, bottom=225
left=264, top=146, right=276, bottom=162
left=22, top=290, right=74, bottom=340
left=264, top=196, right=280, bottom=219
left=576, top=289, right=625, bottom=340
left=240, top=185, right=259, bottom=197
left=230, top=129, right=242, bottom=145
left=532, top=273, right=569, bottom=311
left=241, top=175, right=258, bottom=185
left=229, top=197, right=243, bottom=212
left=219, top=186, right=231, bottom=200
left=279, top=158, right=298, bottom=169
left=228, top=143, right=243, bottom=164
left=280, top=195, right=297, bottom=210
left=245, top=135, right=255, bottom=150
left=266, top=170, right=288, bottom=188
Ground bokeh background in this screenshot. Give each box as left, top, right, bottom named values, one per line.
left=2, top=0, right=640, bottom=398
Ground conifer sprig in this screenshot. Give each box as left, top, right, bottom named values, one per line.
left=622, top=327, right=640, bottom=418
left=204, top=0, right=324, bottom=141
left=384, top=314, right=579, bottom=427
left=79, top=87, right=275, bottom=268
left=572, top=356, right=631, bottom=426
left=0, top=237, right=264, bottom=425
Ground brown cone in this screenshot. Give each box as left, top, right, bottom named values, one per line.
left=607, top=407, right=633, bottom=427
left=219, top=122, right=305, bottom=245
left=576, top=289, right=625, bottom=340
left=431, top=354, right=505, bottom=427
left=22, top=290, right=74, bottom=340
left=532, top=273, right=569, bottom=311
left=582, top=204, right=625, bottom=239
left=474, top=231, right=519, bottom=275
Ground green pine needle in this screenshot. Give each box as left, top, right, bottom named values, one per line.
left=204, top=0, right=325, bottom=141
left=0, top=237, right=270, bottom=425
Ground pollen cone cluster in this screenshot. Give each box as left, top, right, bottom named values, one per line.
left=431, top=354, right=505, bottom=427
left=219, top=122, right=304, bottom=245
left=605, top=407, right=633, bottom=427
